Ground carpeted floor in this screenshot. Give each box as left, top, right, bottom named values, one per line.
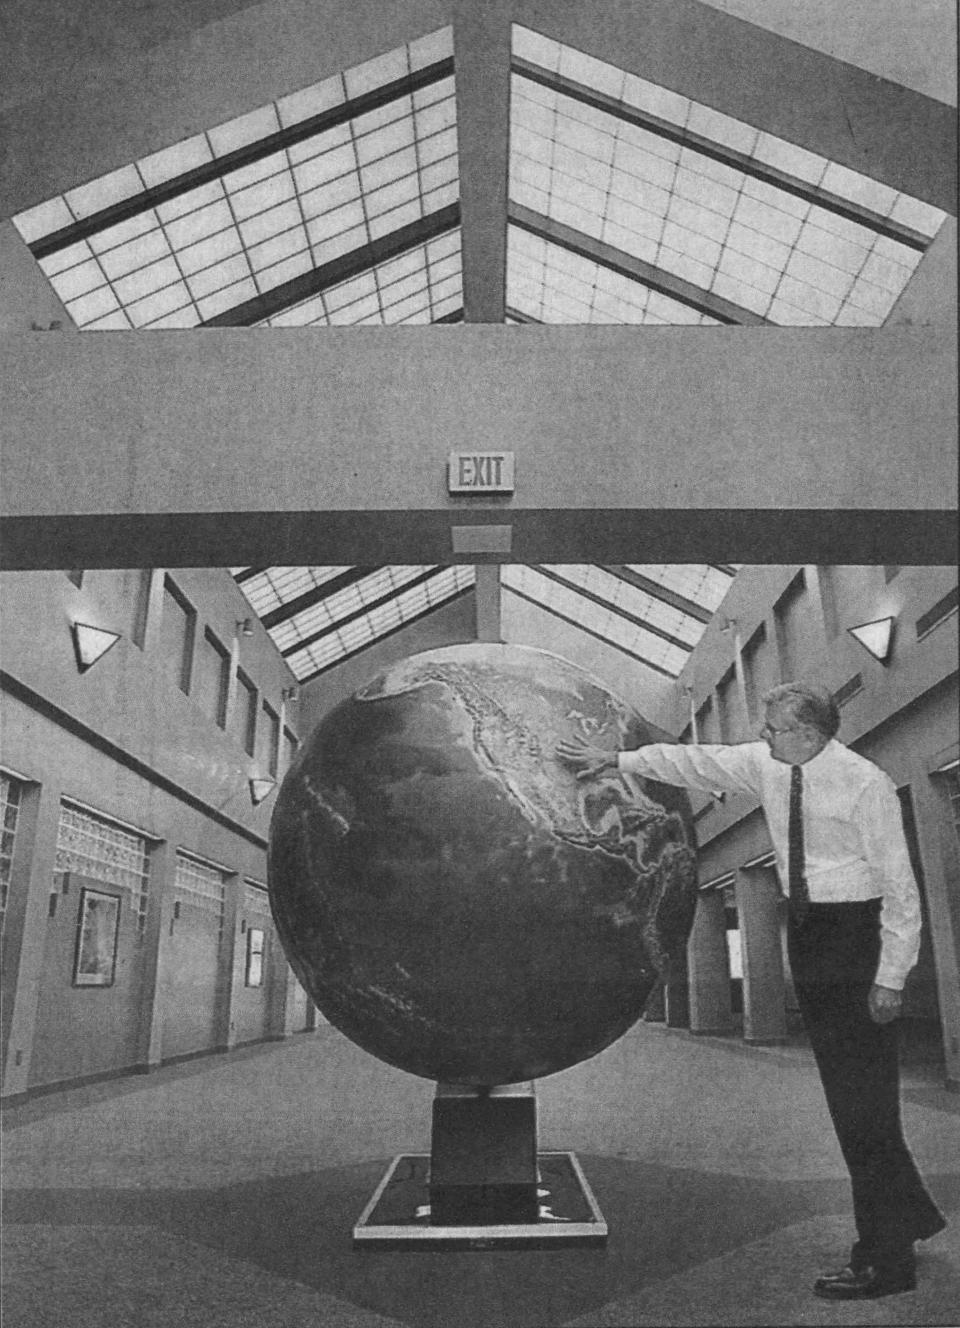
left=2, top=1023, right=958, bottom=1327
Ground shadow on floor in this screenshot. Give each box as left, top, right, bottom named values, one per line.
left=5, top=1156, right=958, bottom=1328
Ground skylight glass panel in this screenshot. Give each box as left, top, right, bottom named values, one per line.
left=508, top=27, right=946, bottom=327
left=624, top=564, right=735, bottom=613
left=285, top=565, right=474, bottom=679
left=271, top=566, right=430, bottom=653
left=501, top=566, right=689, bottom=676
left=545, top=564, right=702, bottom=646
left=238, top=566, right=352, bottom=617
left=12, top=27, right=458, bottom=330
left=258, top=230, right=462, bottom=325
left=508, top=226, right=719, bottom=324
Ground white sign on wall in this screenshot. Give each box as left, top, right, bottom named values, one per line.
left=448, top=452, right=515, bottom=494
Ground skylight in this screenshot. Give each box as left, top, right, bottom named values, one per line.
left=257, top=229, right=462, bottom=325
left=507, top=25, right=946, bottom=326
left=500, top=563, right=737, bottom=676
left=507, top=226, right=719, bottom=324
left=623, top=564, right=735, bottom=614
left=12, top=28, right=459, bottom=330
left=236, top=565, right=475, bottom=680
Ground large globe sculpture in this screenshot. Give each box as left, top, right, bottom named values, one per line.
left=268, top=643, right=698, bottom=1085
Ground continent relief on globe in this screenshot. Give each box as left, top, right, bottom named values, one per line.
left=268, top=644, right=698, bottom=1086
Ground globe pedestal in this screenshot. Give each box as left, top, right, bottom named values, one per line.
left=353, top=1081, right=607, bottom=1249
left=430, top=1082, right=539, bottom=1225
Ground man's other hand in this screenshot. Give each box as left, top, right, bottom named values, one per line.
left=868, top=983, right=903, bottom=1024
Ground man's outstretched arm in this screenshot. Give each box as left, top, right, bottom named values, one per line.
left=556, top=735, right=761, bottom=795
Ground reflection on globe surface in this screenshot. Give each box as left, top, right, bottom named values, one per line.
left=268, top=643, right=698, bottom=1085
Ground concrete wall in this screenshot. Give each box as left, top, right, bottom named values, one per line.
left=0, top=568, right=309, bottom=1097
left=1, top=328, right=955, bottom=536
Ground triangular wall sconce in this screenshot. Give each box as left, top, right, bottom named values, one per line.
left=249, top=777, right=276, bottom=807
left=847, top=616, right=895, bottom=663
left=71, top=621, right=121, bottom=672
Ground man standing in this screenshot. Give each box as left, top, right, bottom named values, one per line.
left=556, top=681, right=945, bottom=1299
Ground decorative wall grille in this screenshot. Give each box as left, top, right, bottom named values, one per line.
left=54, top=800, right=150, bottom=935
left=244, top=880, right=273, bottom=918
left=174, top=852, right=227, bottom=930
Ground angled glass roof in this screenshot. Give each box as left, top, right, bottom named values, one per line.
left=234, top=562, right=734, bottom=682
left=507, top=225, right=719, bottom=324
left=12, top=28, right=459, bottom=329
left=501, top=562, right=735, bottom=677
left=507, top=25, right=946, bottom=326
left=623, top=564, right=734, bottom=613
left=235, top=565, right=475, bottom=681
left=257, top=229, right=462, bottom=326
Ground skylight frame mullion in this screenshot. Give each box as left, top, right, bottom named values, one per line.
left=502, top=581, right=679, bottom=678
left=533, top=565, right=694, bottom=654
left=603, top=565, right=713, bottom=623
left=259, top=565, right=381, bottom=629
left=29, top=56, right=456, bottom=262
left=512, top=58, right=931, bottom=253
left=504, top=305, right=541, bottom=323
left=279, top=566, right=441, bottom=657
left=202, top=202, right=460, bottom=325
left=511, top=206, right=770, bottom=325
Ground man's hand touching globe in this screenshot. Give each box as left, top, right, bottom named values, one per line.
left=555, top=735, right=620, bottom=780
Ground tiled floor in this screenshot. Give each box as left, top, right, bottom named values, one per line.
left=2, top=1023, right=958, bottom=1327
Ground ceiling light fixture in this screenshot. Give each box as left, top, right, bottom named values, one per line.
left=71, top=621, right=121, bottom=673
left=847, top=616, right=896, bottom=663
left=249, top=777, right=276, bottom=807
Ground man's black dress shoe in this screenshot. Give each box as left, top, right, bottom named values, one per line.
left=814, top=1264, right=916, bottom=1300
left=914, top=1212, right=947, bottom=1241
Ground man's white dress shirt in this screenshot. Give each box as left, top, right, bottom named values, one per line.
left=617, top=739, right=921, bottom=990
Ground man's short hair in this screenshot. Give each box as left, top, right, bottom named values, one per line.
left=762, top=682, right=840, bottom=738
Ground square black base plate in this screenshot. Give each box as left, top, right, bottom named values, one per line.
left=353, top=1151, right=607, bottom=1249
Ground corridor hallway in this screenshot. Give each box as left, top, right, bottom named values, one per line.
left=2, top=1020, right=958, bottom=1328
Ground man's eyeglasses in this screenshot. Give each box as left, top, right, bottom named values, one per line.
left=760, top=721, right=798, bottom=737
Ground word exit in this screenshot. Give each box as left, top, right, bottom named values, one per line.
left=448, top=452, right=515, bottom=494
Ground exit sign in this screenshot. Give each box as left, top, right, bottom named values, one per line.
left=448, top=452, right=515, bottom=494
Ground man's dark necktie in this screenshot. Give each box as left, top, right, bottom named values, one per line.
left=788, top=764, right=810, bottom=926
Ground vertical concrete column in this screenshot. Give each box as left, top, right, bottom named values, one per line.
left=687, top=889, right=734, bottom=1035
left=908, top=760, right=960, bottom=1090
left=1, top=776, right=62, bottom=1097
left=642, top=980, right=665, bottom=1022
left=266, top=939, right=298, bottom=1039
left=454, top=0, right=511, bottom=323
left=730, top=624, right=751, bottom=738
left=135, top=837, right=174, bottom=1071
left=665, top=961, right=690, bottom=1028
left=734, top=868, right=787, bottom=1044
left=474, top=563, right=502, bottom=642
left=224, top=630, right=242, bottom=735
left=140, top=569, right=166, bottom=653
left=218, top=873, right=242, bottom=1051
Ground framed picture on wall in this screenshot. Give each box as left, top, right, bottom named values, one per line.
left=73, top=887, right=121, bottom=987
left=246, top=927, right=265, bottom=987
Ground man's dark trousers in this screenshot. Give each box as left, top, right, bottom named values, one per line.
left=788, top=899, right=943, bottom=1266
